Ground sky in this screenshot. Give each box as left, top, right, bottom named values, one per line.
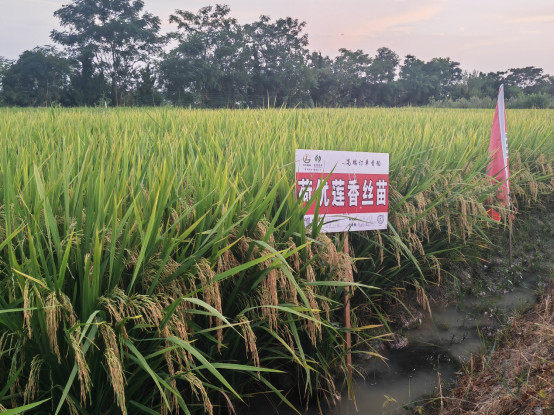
left=1, top=0, right=553, bottom=74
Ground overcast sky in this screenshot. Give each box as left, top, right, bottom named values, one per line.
left=1, top=0, right=553, bottom=74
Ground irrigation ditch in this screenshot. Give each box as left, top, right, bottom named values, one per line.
left=242, top=202, right=554, bottom=415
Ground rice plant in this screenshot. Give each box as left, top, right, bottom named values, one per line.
left=0, top=107, right=553, bottom=414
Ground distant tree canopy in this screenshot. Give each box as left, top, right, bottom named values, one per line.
left=158, top=5, right=315, bottom=107
left=0, top=46, right=72, bottom=107
left=50, top=0, right=163, bottom=106
left=159, top=5, right=252, bottom=106
left=0, top=3, right=552, bottom=108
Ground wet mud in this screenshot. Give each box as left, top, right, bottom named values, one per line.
left=244, top=275, right=543, bottom=415
left=335, top=274, right=541, bottom=415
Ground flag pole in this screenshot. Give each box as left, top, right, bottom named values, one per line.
left=503, top=84, right=513, bottom=268
left=508, top=187, right=513, bottom=266
left=509, top=214, right=513, bottom=266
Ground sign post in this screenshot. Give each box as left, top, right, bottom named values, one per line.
left=295, top=149, right=389, bottom=378
left=343, top=232, right=351, bottom=377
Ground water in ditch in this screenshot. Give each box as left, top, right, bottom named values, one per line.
left=334, top=274, right=541, bottom=415
left=242, top=273, right=543, bottom=415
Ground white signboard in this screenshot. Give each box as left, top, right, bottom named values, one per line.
left=295, top=149, right=390, bottom=233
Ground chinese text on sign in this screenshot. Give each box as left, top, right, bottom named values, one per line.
left=295, top=149, right=389, bottom=233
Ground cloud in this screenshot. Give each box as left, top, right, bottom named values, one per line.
left=351, top=2, right=445, bottom=37
left=456, top=35, right=523, bottom=52
left=307, top=0, right=445, bottom=44
left=389, top=26, right=413, bottom=35
left=503, top=13, right=554, bottom=23
left=519, top=29, right=540, bottom=34
left=23, top=0, right=64, bottom=6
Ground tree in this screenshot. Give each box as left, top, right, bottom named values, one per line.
left=369, top=47, right=399, bottom=84
left=472, top=71, right=522, bottom=99
left=160, top=4, right=250, bottom=107
left=423, top=57, right=462, bottom=100
left=161, top=6, right=316, bottom=107
left=0, top=57, right=13, bottom=85
left=399, top=55, right=463, bottom=105
left=135, top=64, right=162, bottom=106
left=332, top=48, right=373, bottom=106
left=506, top=67, right=545, bottom=90
left=65, top=49, right=109, bottom=106
left=542, top=76, right=554, bottom=97
left=0, top=46, right=72, bottom=107
left=246, top=15, right=316, bottom=104
left=308, top=51, right=338, bottom=107
left=367, top=47, right=400, bottom=106
left=0, top=57, right=14, bottom=104
left=399, top=55, right=432, bottom=105
left=51, top=0, right=163, bottom=106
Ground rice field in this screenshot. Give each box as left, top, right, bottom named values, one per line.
left=1, top=107, right=553, bottom=414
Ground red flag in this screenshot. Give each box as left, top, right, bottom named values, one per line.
left=487, top=84, right=510, bottom=221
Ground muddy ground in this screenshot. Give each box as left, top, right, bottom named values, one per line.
left=389, top=200, right=554, bottom=332
left=351, top=202, right=554, bottom=414
left=435, top=283, right=554, bottom=415
left=454, top=203, right=554, bottom=297
left=432, top=203, right=554, bottom=415
left=268, top=203, right=554, bottom=415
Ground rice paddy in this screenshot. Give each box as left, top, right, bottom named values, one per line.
left=0, top=107, right=553, bottom=414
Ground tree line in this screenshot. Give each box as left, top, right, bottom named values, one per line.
left=1, top=1, right=553, bottom=108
